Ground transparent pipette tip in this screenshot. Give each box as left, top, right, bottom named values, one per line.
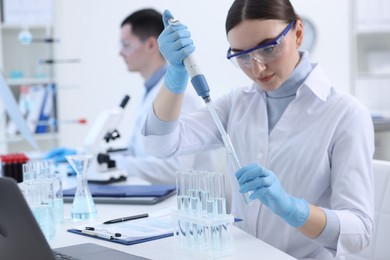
left=243, top=192, right=254, bottom=206
left=168, top=18, right=180, bottom=25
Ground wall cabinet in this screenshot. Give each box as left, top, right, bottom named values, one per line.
left=352, top=0, right=390, bottom=115
left=352, top=0, right=390, bottom=160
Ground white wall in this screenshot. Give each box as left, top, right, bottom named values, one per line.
left=291, top=0, right=352, bottom=92
left=54, top=0, right=351, bottom=148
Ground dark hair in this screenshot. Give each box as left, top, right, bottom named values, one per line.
left=225, top=0, right=299, bottom=34
left=121, top=8, right=163, bottom=41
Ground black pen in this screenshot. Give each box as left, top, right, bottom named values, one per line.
left=103, top=213, right=149, bottom=224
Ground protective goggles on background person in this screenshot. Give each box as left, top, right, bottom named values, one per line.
left=226, top=21, right=296, bottom=69
left=119, top=40, right=143, bottom=55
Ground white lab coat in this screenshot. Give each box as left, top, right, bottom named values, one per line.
left=143, top=65, right=375, bottom=259
left=113, top=77, right=221, bottom=184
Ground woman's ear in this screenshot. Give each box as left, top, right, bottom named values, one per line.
left=294, top=20, right=304, bottom=49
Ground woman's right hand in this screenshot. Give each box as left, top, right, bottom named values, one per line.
left=158, top=10, right=195, bottom=94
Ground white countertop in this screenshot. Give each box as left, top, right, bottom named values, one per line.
left=49, top=189, right=296, bottom=260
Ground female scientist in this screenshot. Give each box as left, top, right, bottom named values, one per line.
left=143, top=0, right=374, bottom=258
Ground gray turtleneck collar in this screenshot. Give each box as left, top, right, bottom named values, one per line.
left=266, top=51, right=313, bottom=132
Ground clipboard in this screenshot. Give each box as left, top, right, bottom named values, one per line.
left=67, top=229, right=173, bottom=246
left=67, top=210, right=174, bottom=245
left=67, top=209, right=243, bottom=246
left=63, top=184, right=176, bottom=205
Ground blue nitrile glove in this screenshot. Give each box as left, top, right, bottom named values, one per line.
left=157, top=10, right=195, bottom=94
left=236, top=163, right=310, bottom=227
left=44, top=147, right=77, bottom=163
left=66, top=164, right=76, bottom=176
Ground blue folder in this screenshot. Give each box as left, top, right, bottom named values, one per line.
left=63, top=184, right=176, bottom=205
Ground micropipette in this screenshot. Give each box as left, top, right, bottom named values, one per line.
left=168, top=18, right=253, bottom=205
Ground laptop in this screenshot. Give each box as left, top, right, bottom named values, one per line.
left=0, top=177, right=149, bottom=260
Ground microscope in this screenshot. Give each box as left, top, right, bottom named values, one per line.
left=83, top=95, right=130, bottom=183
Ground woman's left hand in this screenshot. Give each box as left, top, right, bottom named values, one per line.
left=236, top=163, right=310, bottom=227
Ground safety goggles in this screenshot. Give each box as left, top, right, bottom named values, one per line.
left=119, top=40, right=143, bottom=55
left=226, top=21, right=296, bottom=69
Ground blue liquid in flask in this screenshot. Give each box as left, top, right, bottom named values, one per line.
left=71, top=196, right=97, bottom=220
left=66, top=155, right=97, bottom=220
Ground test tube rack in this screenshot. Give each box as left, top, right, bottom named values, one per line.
left=172, top=210, right=234, bottom=257
left=174, top=169, right=235, bottom=257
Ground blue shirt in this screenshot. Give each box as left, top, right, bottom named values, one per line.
left=144, top=65, right=167, bottom=97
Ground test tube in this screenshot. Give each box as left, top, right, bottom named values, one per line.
left=199, top=171, right=209, bottom=215
left=215, top=173, right=226, bottom=215
left=177, top=169, right=196, bottom=246
left=176, top=170, right=184, bottom=211
left=46, top=160, right=64, bottom=224
left=206, top=173, right=220, bottom=217
left=175, top=170, right=185, bottom=245
left=182, top=169, right=192, bottom=213
left=190, top=171, right=201, bottom=216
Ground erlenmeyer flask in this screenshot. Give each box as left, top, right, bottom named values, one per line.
left=66, top=154, right=97, bottom=220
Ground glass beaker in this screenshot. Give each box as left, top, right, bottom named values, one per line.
left=21, top=179, right=56, bottom=240
left=44, top=160, right=65, bottom=224
left=65, top=154, right=97, bottom=220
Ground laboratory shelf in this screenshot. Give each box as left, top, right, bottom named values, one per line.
left=6, top=78, right=55, bottom=86
left=356, top=27, right=390, bottom=35
left=357, top=72, right=390, bottom=79
left=0, top=133, right=59, bottom=144
left=0, top=25, right=50, bottom=30
left=0, top=3, right=59, bottom=154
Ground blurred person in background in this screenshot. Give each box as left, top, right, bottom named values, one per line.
left=45, top=8, right=221, bottom=185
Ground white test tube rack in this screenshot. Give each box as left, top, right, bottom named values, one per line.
left=173, top=169, right=235, bottom=257
left=172, top=210, right=234, bottom=257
